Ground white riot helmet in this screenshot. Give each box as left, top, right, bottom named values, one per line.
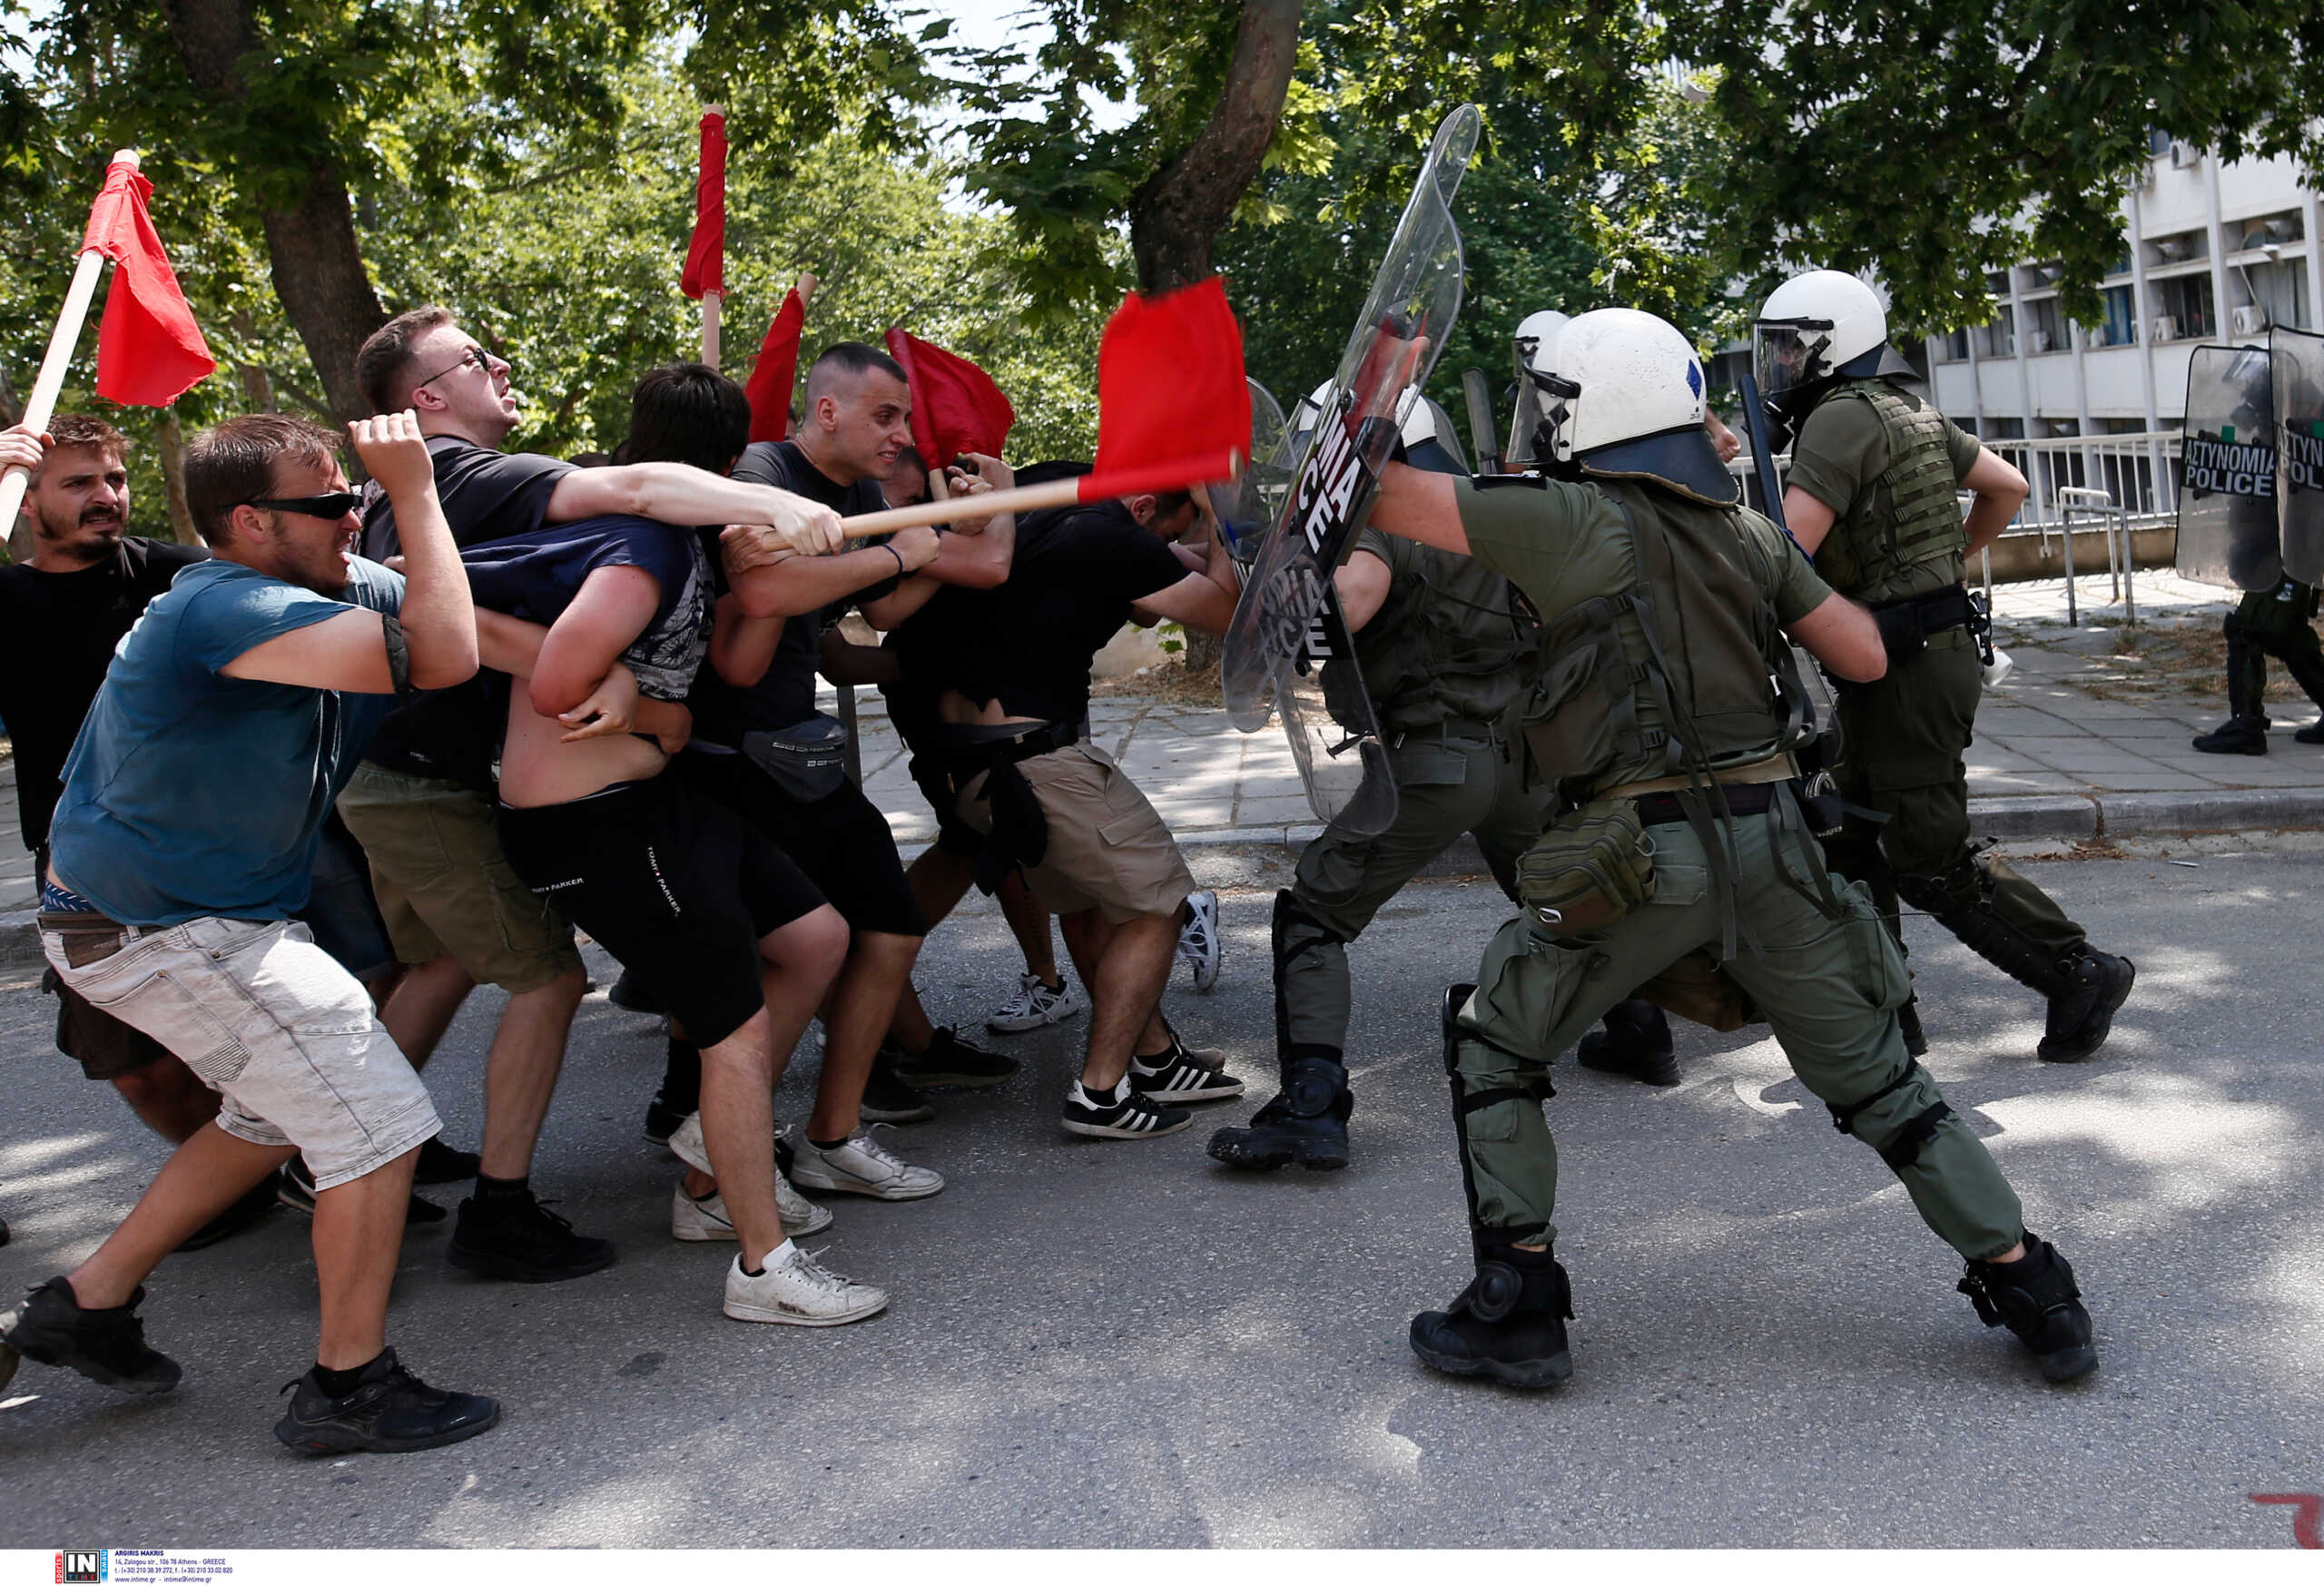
left=1505, top=310, right=1572, bottom=468
left=1533, top=308, right=1735, bottom=504
left=1753, top=270, right=1899, bottom=413
left=1294, top=379, right=1467, bottom=474
left=1513, top=310, right=1571, bottom=376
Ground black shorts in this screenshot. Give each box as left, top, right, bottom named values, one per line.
left=885, top=690, right=985, bottom=858
left=497, top=773, right=826, bottom=1049
left=677, top=750, right=926, bottom=938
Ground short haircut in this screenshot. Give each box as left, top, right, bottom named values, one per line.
left=43, top=413, right=128, bottom=466
left=803, top=341, right=908, bottom=403
left=185, top=414, right=341, bottom=547
left=1150, top=488, right=1195, bottom=518
left=354, top=304, right=456, bottom=415
left=614, top=362, right=753, bottom=474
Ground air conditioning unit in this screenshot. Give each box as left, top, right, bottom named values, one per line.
left=2151, top=315, right=2181, bottom=342
left=2231, top=304, right=2270, bottom=336
left=2169, top=139, right=2201, bottom=169
left=2025, top=330, right=2053, bottom=353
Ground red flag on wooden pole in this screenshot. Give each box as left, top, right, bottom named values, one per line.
left=883, top=328, right=1015, bottom=468
left=83, top=158, right=215, bottom=408
left=682, top=108, right=726, bottom=366
left=745, top=281, right=810, bottom=443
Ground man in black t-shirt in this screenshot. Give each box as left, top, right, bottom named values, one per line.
left=882, top=485, right=1245, bottom=1140
left=339, top=307, right=842, bottom=1284
left=1, top=417, right=285, bottom=1248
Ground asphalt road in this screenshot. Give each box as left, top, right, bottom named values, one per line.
left=2, top=849, right=2319, bottom=1548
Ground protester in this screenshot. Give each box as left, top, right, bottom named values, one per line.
left=881, top=473, right=1243, bottom=1139
left=343, top=306, right=843, bottom=1280
left=3, top=410, right=507, bottom=1452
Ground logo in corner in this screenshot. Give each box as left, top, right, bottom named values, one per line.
left=58, top=1552, right=108, bottom=1584
left=1686, top=360, right=1704, bottom=400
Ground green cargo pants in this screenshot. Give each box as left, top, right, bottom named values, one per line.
left=1284, top=730, right=1549, bottom=1051
left=1827, top=631, right=2085, bottom=959
left=1452, top=796, right=2026, bottom=1262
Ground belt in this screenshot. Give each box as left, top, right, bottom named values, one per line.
left=1600, top=752, right=1798, bottom=802
left=36, top=907, right=135, bottom=968
left=1391, top=719, right=1501, bottom=748
left=944, top=719, right=1081, bottom=771
left=1632, top=782, right=1781, bottom=827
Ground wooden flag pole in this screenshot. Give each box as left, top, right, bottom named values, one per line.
left=831, top=449, right=1242, bottom=541
left=2, top=148, right=140, bottom=527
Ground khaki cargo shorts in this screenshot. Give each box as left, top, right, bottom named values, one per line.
left=959, top=742, right=1194, bottom=925
left=337, top=762, right=583, bottom=992
left=42, top=915, right=439, bottom=1191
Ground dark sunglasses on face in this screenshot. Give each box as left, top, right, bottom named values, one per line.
left=244, top=492, right=364, bottom=520
left=415, top=344, right=495, bottom=389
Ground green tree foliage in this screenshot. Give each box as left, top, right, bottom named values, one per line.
left=1666, top=0, right=2324, bottom=333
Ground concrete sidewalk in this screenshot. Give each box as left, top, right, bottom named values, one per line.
left=5, top=569, right=2322, bottom=941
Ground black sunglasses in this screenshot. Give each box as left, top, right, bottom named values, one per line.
left=244, top=492, right=364, bottom=520
left=415, top=345, right=494, bottom=389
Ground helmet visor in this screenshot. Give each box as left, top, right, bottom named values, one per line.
left=1754, top=320, right=1834, bottom=405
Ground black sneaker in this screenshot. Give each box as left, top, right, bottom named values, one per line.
left=889, top=1028, right=1021, bottom=1089
left=860, top=1053, right=936, bottom=1124
left=273, top=1347, right=501, bottom=1454
left=2297, top=722, right=2324, bottom=745
left=1129, top=1036, right=1245, bottom=1103
left=278, top=1159, right=448, bottom=1226
left=2191, top=715, right=2269, bottom=755
left=1409, top=1250, right=1576, bottom=1390
left=0, top=1276, right=181, bottom=1394
left=414, top=1138, right=481, bottom=1186
left=177, top=1176, right=281, bottom=1253
left=1574, top=999, right=1679, bottom=1087
left=448, top=1192, right=616, bottom=1284
left=1063, top=1079, right=1191, bottom=1140
left=1958, top=1234, right=2097, bottom=1383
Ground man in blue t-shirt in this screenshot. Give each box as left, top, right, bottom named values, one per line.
left=4, top=411, right=506, bottom=1456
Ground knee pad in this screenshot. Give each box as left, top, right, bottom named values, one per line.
left=1273, top=890, right=1345, bottom=967
left=1826, top=1059, right=1955, bottom=1173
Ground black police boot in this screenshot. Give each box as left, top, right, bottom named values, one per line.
left=2192, top=714, right=2269, bottom=755
left=1206, top=1051, right=1352, bottom=1171
left=1896, top=995, right=1929, bottom=1058
left=1409, top=1244, right=1575, bottom=1389
left=1575, top=998, right=1679, bottom=1087
left=2038, top=949, right=2135, bottom=1063
left=1957, top=1233, right=2096, bottom=1383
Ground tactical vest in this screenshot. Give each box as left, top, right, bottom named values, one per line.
left=1811, top=379, right=1967, bottom=606
left=1519, top=482, right=1813, bottom=805
left=1354, top=537, right=1542, bottom=734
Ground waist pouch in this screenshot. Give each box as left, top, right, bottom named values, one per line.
left=1515, top=798, right=1658, bottom=939
left=1870, top=586, right=1986, bottom=663
left=740, top=713, right=850, bottom=803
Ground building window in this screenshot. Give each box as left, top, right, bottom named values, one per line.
left=2024, top=297, right=2066, bottom=353
left=1977, top=304, right=2015, bottom=359
left=1936, top=328, right=1970, bottom=363
left=2152, top=274, right=2214, bottom=340
left=2097, top=285, right=2138, bottom=347
left=2242, top=260, right=2310, bottom=332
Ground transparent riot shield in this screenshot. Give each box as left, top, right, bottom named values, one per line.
left=1214, top=378, right=1295, bottom=565
left=2176, top=343, right=2280, bottom=590
left=2273, top=327, right=2324, bottom=586
left=1222, top=103, right=1481, bottom=731
left=1277, top=588, right=1399, bottom=834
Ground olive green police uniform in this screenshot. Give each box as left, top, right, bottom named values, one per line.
left=1439, top=473, right=2026, bottom=1262
left=1790, top=380, right=2128, bottom=1059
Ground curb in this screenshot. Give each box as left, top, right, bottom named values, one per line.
left=12, top=786, right=2324, bottom=971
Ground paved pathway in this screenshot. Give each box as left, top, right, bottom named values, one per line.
left=5, top=569, right=2319, bottom=919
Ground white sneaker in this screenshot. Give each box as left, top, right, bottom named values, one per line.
left=667, top=1118, right=833, bottom=1236
left=1177, top=890, right=1222, bottom=992
left=788, top=1131, right=945, bottom=1200
left=986, top=971, right=1088, bottom=1034
left=723, top=1246, right=888, bottom=1326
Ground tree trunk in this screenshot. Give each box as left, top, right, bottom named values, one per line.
left=231, top=311, right=276, bottom=410
left=153, top=405, right=202, bottom=545
left=159, top=0, right=386, bottom=423
left=1128, top=0, right=1304, bottom=295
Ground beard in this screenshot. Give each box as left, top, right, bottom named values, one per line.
left=36, top=503, right=124, bottom=565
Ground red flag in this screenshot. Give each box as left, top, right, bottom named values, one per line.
left=680, top=111, right=726, bottom=300
left=81, top=160, right=214, bottom=407
left=744, top=286, right=807, bottom=442
left=883, top=328, right=1014, bottom=468
left=1092, top=275, right=1249, bottom=488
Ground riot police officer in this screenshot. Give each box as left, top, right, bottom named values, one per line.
left=1755, top=270, right=2133, bottom=1063
left=1208, top=397, right=1677, bottom=1175
left=1367, top=308, right=2097, bottom=1389
left=2191, top=576, right=2324, bottom=754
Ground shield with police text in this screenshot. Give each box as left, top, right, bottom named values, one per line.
left=1276, top=586, right=1400, bottom=834
left=1222, top=103, right=1481, bottom=731
left=2273, top=327, right=2324, bottom=586
left=2176, top=343, right=2280, bottom=590
left=1216, top=378, right=1294, bottom=566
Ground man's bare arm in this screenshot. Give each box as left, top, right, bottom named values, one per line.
left=1960, top=446, right=2028, bottom=557
left=545, top=463, right=845, bottom=557
left=731, top=527, right=940, bottom=619
left=528, top=565, right=660, bottom=718
left=711, top=592, right=783, bottom=687
left=1780, top=488, right=1837, bottom=557
left=1335, top=549, right=1393, bottom=633
left=1787, top=592, right=1886, bottom=683
left=1368, top=463, right=1471, bottom=555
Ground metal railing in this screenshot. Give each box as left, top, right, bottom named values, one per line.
left=1728, top=429, right=2181, bottom=625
